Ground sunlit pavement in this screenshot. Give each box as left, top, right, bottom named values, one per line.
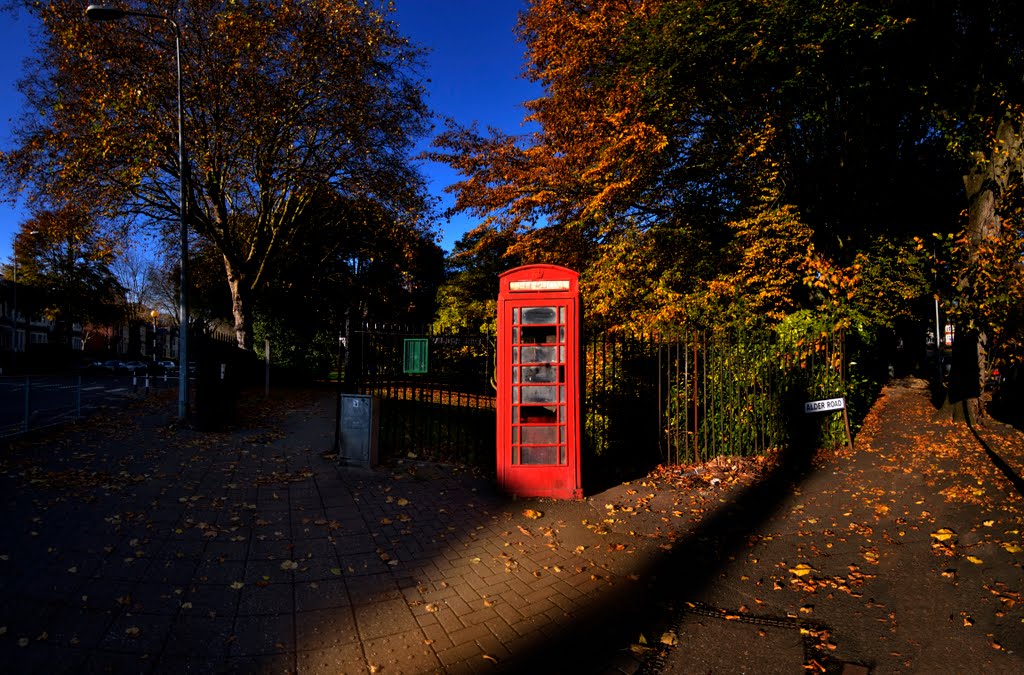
left=1, top=381, right=1022, bottom=673
left=0, top=392, right=659, bottom=674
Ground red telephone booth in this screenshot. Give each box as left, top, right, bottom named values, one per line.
left=496, top=264, right=582, bottom=499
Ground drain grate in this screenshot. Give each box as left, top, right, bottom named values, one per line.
left=638, top=601, right=837, bottom=674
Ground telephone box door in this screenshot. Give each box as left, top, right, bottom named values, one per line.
left=497, top=265, right=582, bottom=499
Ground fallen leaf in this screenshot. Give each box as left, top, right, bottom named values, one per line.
left=280, top=560, right=298, bottom=571
left=523, top=509, right=543, bottom=519
left=966, top=556, right=983, bottom=565
left=789, top=563, right=814, bottom=577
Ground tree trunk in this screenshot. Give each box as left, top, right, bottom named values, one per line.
left=224, top=255, right=253, bottom=351
left=950, top=114, right=1024, bottom=422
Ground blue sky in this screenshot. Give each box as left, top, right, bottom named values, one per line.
left=0, top=0, right=542, bottom=261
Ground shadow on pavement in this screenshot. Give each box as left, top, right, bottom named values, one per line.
left=963, top=402, right=1024, bottom=500
left=499, top=431, right=823, bottom=672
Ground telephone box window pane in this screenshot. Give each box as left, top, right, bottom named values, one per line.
left=520, top=405, right=557, bottom=423
left=559, top=346, right=565, bottom=362
left=559, top=326, right=566, bottom=343
left=513, top=308, right=520, bottom=323
left=520, top=446, right=559, bottom=465
left=559, top=445, right=566, bottom=464
left=513, top=367, right=519, bottom=384
left=521, top=325, right=557, bottom=344
left=512, top=387, right=519, bottom=404
left=522, top=307, right=557, bottom=324
left=513, top=327, right=519, bottom=343
left=521, top=346, right=557, bottom=363
left=522, top=426, right=559, bottom=445
left=512, top=427, right=519, bottom=444
left=522, top=365, right=558, bottom=383
left=559, top=307, right=565, bottom=323
left=513, top=446, right=520, bottom=464
left=522, top=385, right=557, bottom=403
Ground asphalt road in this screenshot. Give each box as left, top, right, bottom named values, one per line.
left=0, top=373, right=178, bottom=437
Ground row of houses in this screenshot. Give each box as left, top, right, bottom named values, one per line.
left=0, top=278, right=179, bottom=374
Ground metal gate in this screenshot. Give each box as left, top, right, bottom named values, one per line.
left=352, top=323, right=848, bottom=473
left=350, top=324, right=496, bottom=466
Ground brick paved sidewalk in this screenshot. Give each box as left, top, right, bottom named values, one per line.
left=4, top=381, right=1021, bottom=674
left=0, top=391, right=672, bottom=674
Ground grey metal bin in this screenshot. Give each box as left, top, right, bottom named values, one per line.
left=338, top=394, right=379, bottom=468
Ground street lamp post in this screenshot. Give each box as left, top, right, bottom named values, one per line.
left=86, top=4, right=189, bottom=419
left=150, top=309, right=159, bottom=363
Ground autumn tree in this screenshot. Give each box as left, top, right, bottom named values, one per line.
left=433, top=224, right=522, bottom=333
left=434, top=0, right=1024, bottom=407
left=1, top=0, right=434, bottom=351
left=430, top=0, right=923, bottom=330
left=946, top=113, right=1024, bottom=407
left=248, top=190, right=444, bottom=373
left=12, top=208, right=126, bottom=346
left=900, top=4, right=1024, bottom=418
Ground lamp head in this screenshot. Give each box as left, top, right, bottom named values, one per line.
left=85, top=5, right=126, bottom=22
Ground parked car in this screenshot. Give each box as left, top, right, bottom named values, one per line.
left=155, top=360, right=177, bottom=373
left=122, top=360, right=150, bottom=375
left=100, top=359, right=125, bottom=373
left=74, top=357, right=100, bottom=372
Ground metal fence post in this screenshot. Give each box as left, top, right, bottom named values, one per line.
left=22, top=376, right=30, bottom=433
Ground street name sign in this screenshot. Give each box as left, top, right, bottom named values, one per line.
left=804, top=397, right=846, bottom=414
